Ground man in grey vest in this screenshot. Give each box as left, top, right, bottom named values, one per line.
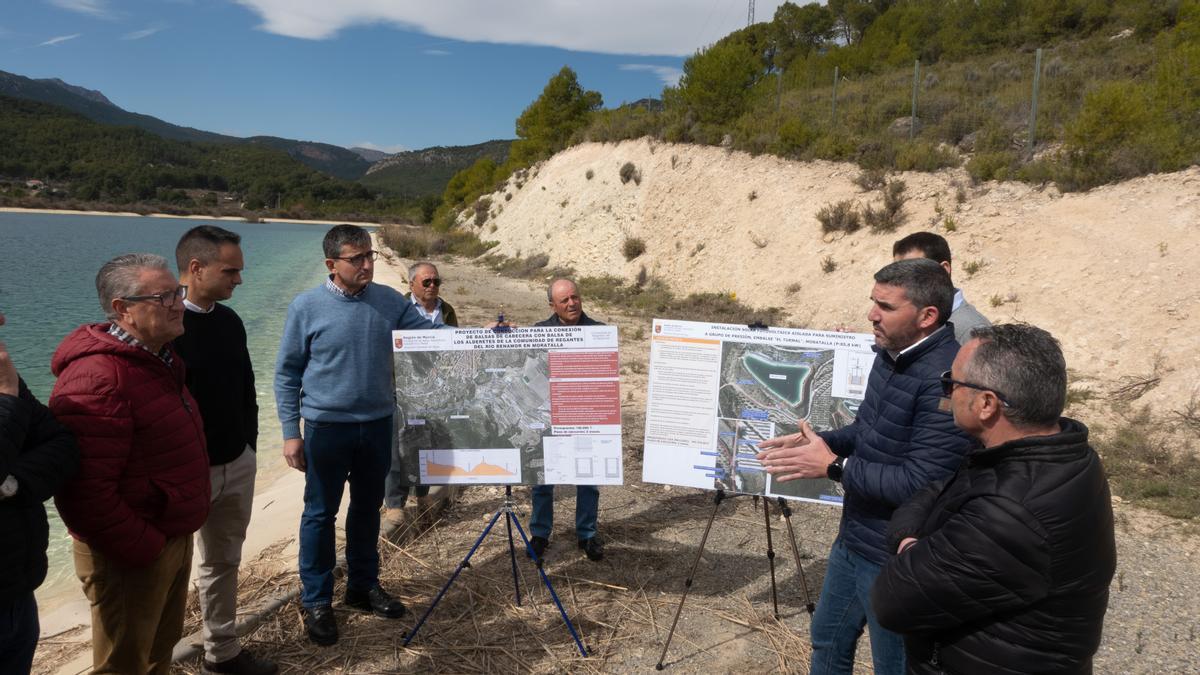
left=892, top=232, right=989, bottom=344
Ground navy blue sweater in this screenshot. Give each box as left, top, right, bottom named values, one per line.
left=820, top=326, right=972, bottom=565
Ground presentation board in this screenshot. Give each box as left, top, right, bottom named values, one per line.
left=391, top=325, right=622, bottom=486
left=641, top=319, right=875, bottom=505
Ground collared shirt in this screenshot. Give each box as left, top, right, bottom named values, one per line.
left=183, top=298, right=215, bottom=314
left=410, top=295, right=443, bottom=325
left=325, top=274, right=367, bottom=298
left=108, top=323, right=173, bottom=366
left=953, top=288, right=965, bottom=312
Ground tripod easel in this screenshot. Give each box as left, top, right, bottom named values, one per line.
left=402, top=485, right=589, bottom=657
left=655, top=489, right=816, bottom=670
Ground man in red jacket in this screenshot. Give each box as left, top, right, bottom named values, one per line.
left=51, top=253, right=211, bottom=675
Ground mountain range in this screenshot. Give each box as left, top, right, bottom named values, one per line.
left=0, top=69, right=511, bottom=195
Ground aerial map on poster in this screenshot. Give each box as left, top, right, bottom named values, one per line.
left=641, top=319, right=875, bottom=505
left=391, top=325, right=622, bottom=486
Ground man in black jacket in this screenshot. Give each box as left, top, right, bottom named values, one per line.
left=872, top=323, right=1116, bottom=674
left=0, top=307, right=79, bottom=673
left=528, top=278, right=606, bottom=562
left=175, top=226, right=276, bottom=675
left=757, top=259, right=973, bottom=675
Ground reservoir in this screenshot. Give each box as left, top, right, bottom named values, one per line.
left=0, top=210, right=331, bottom=605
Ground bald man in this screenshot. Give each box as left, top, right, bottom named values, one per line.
left=528, top=278, right=606, bottom=562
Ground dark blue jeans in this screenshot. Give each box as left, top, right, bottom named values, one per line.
left=810, top=537, right=905, bottom=675
left=529, top=484, right=599, bottom=541
left=0, top=591, right=37, bottom=675
left=299, top=417, right=392, bottom=608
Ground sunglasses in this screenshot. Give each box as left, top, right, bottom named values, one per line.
left=421, top=277, right=442, bottom=288
left=939, top=370, right=1011, bottom=407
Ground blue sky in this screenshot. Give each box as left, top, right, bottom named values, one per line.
left=1, top=1, right=787, bottom=151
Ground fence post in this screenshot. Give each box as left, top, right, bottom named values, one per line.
left=910, top=59, right=920, bottom=140
left=1028, top=47, right=1043, bottom=158
left=831, top=66, right=839, bottom=126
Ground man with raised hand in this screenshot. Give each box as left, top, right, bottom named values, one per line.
left=275, top=225, right=443, bottom=647
left=52, top=254, right=210, bottom=674
left=528, top=277, right=606, bottom=562
left=175, top=226, right=276, bottom=675
left=872, top=324, right=1116, bottom=674
left=0, top=304, right=79, bottom=674
left=892, top=231, right=990, bottom=345
left=383, top=261, right=460, bottom=535
left=756, top=258, right=973, bottom=675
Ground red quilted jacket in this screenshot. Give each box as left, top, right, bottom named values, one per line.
left=50, top=323, right=210, bottom=567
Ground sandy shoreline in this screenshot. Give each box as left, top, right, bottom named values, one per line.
left=0, top=206, right=384, bottom=228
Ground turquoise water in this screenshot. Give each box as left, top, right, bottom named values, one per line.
left=0, top=211, right=333, bottom=599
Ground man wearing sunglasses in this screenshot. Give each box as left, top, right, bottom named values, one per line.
left=872, top=324, right=1116, bottom=674
left=50, top=253, right=211, bottom=674
left=383, top=262, right=459, bottom=536
left=757, top=258, right=972, bottom=675
left=275, top=225, right=447, bottom=647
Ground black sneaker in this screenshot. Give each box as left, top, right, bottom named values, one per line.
left=528, top=535, right=549, bottom=560
left=578, top=535, right=605, bottom=561
left=201, top=648, right=278, bottom=675
left=303, top=605, right=337, bottom=646
left=344, top=585, right=407, bottom=619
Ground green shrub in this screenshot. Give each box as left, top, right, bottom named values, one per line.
left=623, top=236, right=647, bottom=260
left=816, top=200, right=861, bottom=234
left=967, top=151, right=1020, bottom=182
left=853, top=168, right=887, bottom=192
left=863, top=179, right=908, bottom=233
left=619, top=162, right=641, bottom=185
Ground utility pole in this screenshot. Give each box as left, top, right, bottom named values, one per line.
left=747, top=0, right=755, bottom=26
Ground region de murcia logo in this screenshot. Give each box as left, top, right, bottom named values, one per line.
left=654, top=324, right=662, bottom=334
left=394, top=337, right=404, bottom=349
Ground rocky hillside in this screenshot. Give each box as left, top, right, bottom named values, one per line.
left=361, top=139, right=512, bottom=197
left=461, top=139, right=1199, bottom=423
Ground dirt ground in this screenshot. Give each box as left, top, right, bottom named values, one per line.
left=150, top=251, right=1200, bottom=675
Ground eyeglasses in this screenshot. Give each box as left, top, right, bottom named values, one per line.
left=420, top=277, right=442, bottom=288
left=939, top=370, right=1011, bottom=407
left=334, top=250, right=379, bottom=267
left=121, top=285, right=187, bottom=308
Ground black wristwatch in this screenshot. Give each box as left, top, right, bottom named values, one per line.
left=826, top=456, right=846, bottom=482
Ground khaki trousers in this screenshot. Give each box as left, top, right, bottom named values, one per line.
left=195, top=446, right=257, bottom=662
left=74, top=534, right=193, bottom=675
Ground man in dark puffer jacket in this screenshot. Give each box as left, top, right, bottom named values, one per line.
left=758, top=258, right=973, bottom=675
left=0, top=308, right=79, bottom=674
left=872, top=323, right=1116, bottom=674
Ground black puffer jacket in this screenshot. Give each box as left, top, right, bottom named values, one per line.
left=0, top=377, right=79, bottom=603
left=871, top=418, right=1116, bottom=674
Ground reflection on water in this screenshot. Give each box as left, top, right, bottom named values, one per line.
left=0, top=211, right=332, bottom=606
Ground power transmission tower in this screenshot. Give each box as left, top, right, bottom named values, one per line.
left=747, top=0, right=755, bottom=26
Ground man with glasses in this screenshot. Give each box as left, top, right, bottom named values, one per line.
left=872, top=324, right=1116, bottom=674
left=174, top=226, right=276, bottom=675
left=383, top=262, right=459, bottom=538
left=757, top=258, right=972, bottom=675
left=0, top=304, right=79, bottom=674
left=275, top=225, right=444, bottom=646
left=51, top=253, right=211, bottom=674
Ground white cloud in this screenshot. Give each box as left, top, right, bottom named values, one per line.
left=423, top=48, right=451, bottom=56
left=353, top=141, right=409, bottom=154
left=121, top=25, right=164, bottom=40
left=619, top=63, right=684, bottom=87
left=232, top=1, right=788, bottom=56
left=47, top=0, right=110, bottom=19
left=39, top=33, right=82, bottom=47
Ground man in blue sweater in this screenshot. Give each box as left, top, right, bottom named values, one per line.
left=275, top=225, right=442, bottom=646
left=757, top=258, right=973, bottom=675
